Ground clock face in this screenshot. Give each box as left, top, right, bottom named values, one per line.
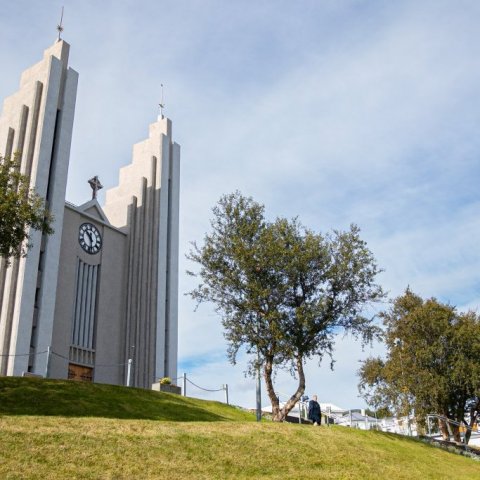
left=78, top=223, right=102, bottom=254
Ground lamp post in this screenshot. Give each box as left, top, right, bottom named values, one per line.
left=256, top=350, right=262, bottom=422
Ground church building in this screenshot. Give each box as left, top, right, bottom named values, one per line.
left=0, top=39, right=180, bottom=388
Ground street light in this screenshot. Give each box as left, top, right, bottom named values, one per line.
left=256, top=350, right=262, bottom=422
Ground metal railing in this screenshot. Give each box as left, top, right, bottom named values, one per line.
left=426, top=413, right=479, bottom=443
left=181, top=373, right=229, bottom=405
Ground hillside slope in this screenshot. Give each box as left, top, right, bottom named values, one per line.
left=0, top=378, right=478, bottom=479
left=0, top=377, right=253, bottom=421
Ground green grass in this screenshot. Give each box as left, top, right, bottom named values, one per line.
left=0, top=378, right=479, bottom=479
left=0, top=377, right=253, bottom=421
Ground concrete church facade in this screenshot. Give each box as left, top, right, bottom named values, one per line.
left=0, top=40, right=180, bottom=388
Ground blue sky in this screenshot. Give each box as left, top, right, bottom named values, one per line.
left=1, top=1, right=479, bottom=409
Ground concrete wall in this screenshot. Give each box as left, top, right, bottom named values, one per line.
left=0, top=41, right=179, bottom=389
left=50, top=204, right=128, bottom=385
left=0, top=40, right=78, bottom=376
left=103, top=116, right=180, bottom=388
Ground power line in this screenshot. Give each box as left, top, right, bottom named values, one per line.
left=1, top=348, right=128, bottom=368
left=0, top=350, right=47, bottom=357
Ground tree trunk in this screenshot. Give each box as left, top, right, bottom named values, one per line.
left=465, top=398, right=480, bottom=445
left=465, top=424, right=472, bottom=445
left=263, top=355, right=280, bottom=420
left=439, top=418, right=450, bottom=441
left=264, top=355, right=306, bottom=422
left=439, top=414, right=462, bottom=443
left=451, top=424, right=461, bottom=444
left=465, top=399, right=479, bottom=445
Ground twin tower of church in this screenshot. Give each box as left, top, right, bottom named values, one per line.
left=0, top=39, right=180, bottom=388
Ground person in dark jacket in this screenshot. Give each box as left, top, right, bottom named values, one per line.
left=308, top=395, right=321, bottom=425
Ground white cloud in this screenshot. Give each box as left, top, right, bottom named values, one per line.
left=2, top=0, right=480, bottom=409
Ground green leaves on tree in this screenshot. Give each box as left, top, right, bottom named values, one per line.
left=0, top=153, right=54, bottom=262
left=358, top=289, right=480, bottom=443
left=188, top=191, right=384, bottom=421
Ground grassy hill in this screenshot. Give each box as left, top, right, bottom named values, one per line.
left=0, top=378, right=479, bottom=479
left=0, top=376, right=252, bottom=421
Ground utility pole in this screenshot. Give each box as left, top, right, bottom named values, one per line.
left=396, top=338, right=412, bottom=436
left=256, top=352, right=262, bottom=422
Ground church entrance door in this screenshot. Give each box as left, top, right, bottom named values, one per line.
left=68, top=363, right=93, bottom=382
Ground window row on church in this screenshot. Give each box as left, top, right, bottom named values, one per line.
left=71, top=259, right=99, bottom=350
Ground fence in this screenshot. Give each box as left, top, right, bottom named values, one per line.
left=2, top=349, right=232, bottom=405
left=181, top=373, right=229, bottom=405
left=426, top=413, right=479, bottom=444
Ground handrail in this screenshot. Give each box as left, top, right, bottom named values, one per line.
left=426, top=413, right=476, bottom=432
left=425, top=413, right=480, bottom=445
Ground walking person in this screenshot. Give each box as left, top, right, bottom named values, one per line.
left=308, top=395, right=322, bottom=426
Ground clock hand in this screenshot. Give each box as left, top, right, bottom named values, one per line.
left=86, top=231, right=94, bottom=246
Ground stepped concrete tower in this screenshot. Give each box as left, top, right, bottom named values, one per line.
left=0, top=40, right=78, bottom=377
left=0, top=40, right=179, bottom=389
left=103, top=116, right=180, bottom=387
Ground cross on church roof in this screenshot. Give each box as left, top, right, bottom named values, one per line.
left=88, top=176, right=103, bottom=200
left=159, top=84, right=165, bottom=119
left=56, top=6, right=64, bottom=42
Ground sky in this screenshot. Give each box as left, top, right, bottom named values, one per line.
left=1, top=0, right=480, bottom=410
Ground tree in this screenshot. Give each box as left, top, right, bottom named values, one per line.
left=187, top=192, right=384, bottom=421
left=0, top=153, right=53, bottom=261
left=365, top=407, right=392, bottom=419
left=358, top=289, right=480, bottom=443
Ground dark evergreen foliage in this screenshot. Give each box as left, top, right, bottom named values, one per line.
left=358, top=289, right=480, bottom=443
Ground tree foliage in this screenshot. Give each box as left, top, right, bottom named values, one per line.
left=0, top=153, right=53, bottom=261
left=188, top=192, right=384, bottom=421
left=358, top=289, right=480, bottom=443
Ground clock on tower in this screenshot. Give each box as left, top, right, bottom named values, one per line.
left=78, top=223, right=102, bottom=254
